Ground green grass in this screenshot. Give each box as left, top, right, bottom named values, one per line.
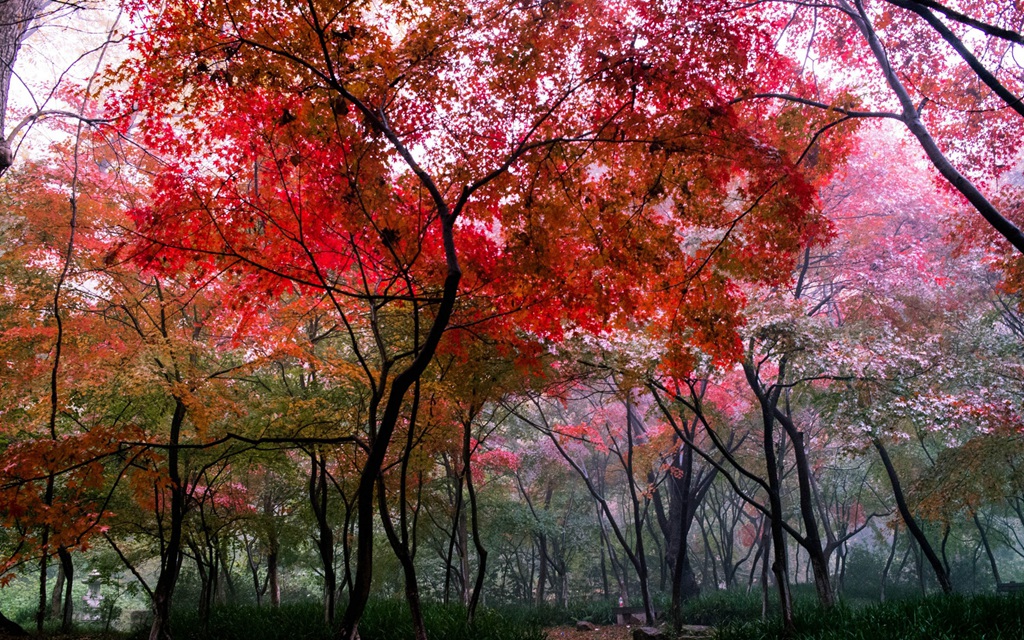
left=149, top=601, right=545, bottom=640
left=675, top=589, right=766, bottom=627
left=12, top=591, right=1023, bottom=640
left=358, top=601, right=546, bottom=640
left=714, top=592, right=1024, bottom=640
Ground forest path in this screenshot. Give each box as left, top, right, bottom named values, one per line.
left=545, top=624, right=634, bottom=640
left=545, top=623, right=715, bottom=640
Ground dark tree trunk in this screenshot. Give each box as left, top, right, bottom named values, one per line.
left=0, top=610, right=27, bottom=636
left=872, top=437, right=952, bottom=594
left=50, top=557, right=65, bottom=621
left=458, top=494, right=470, bottom=604
left=376, top=381, right=429, bottom=640
left=775, top=413, right=834, bottom=607
left=189, top=540, right=213, bottom=626
left=339, top=496, right=354, bottom=600
left=464, top=423, right=488, bottom=624
left=150, top=398, right=188, bottom=640
left=441, top=455, right=464, bottom=605
left=337, top=258, right=461, bottom=640
left=535, top=532, right=548, bottom=605
left=267, top=548, right=280, bottom=608
left=309, top=451, right=336, bottom=624
left=37, top=476, right=54, bottom=633
left=974, top=513, right=1001, bottom=587
left=217, top=540, right=236, bottom=605
left=880, top=527, right=899, bottom=602
left=57, top=547, right=73, bottom=632
left=0, top=0, right=48, bottom=172
left=743, top=364, right=793, bottom=631
left=377, top=478, right=428, bottom=640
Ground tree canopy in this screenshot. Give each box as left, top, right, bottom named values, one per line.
left=1, top=1, right=1023, bottom=639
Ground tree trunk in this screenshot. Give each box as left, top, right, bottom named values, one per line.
left=441, top=456, right=463, bottom=605
left=872, top=438, right=952, bottom=594
left=264, top=488, right=281, bottom=608
left=974, top=513, right=1001, bottom=587
left=775, top=414, right=834, bottom=607
left=463, top=418, right=488, bottom=624
left=37, top=476, right=54, bottom=633
left=217, top=540, right=236, bottom=605
left=535, top=532, right=548, bottom=606
left=267, top=549, right=280, bottom=608
left=310, top=452, right=337, bottom=624
left=0, top=610, right=27, bottom=636
left=50, top=559, right=66, bottom=621
left=57, top=546, right=74, bottom=632
left=458, top=497, right=470, bottom=605
left=377, top=478, right=427, bottom=640
left=189, top=540, right=212, bottom=627
left=880, top=527, right=899, bottom=603
left=0, top=0, right=48, bottom=173
left=743, top=363, right=793, bottom=631
left=337, top=256, right=461, bottom=640
left=150, top=398, right=188, bottom=640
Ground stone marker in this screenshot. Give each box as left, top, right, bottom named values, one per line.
left=632, top=626, right=665, bottom=640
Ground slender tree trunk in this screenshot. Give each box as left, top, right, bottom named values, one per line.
left=458, top=498, right=470, bottom=605
left=974, top=513, right=1001, bottom=587
left=669, top=461, right=693, bottom=625
left=377, top=479, right=427, bottom=640
left=599, top=541, right=610, bottom=600
left=741, top=362, right=794, bottom=628
left=310, top=452, right=337, bottom=624
left=872, top=438, right=952, bottom=593
left=0, top=610, right=27, bottom=637
left=0, top=0, right=48, bottom=172
left=243, top=535, right=265, bottom=606
left=190, top=540, right=212, bottom=626
left=58, top=547, right=73, bottom=632
left=339, top=496, right=354, bottom=601
left=623, top=404, right=655, bottom=625
left=464, top=426, right=488, bottom=624
left=441, top=457, right=462, bottom=605
left=535, top=533, right=548, bottom=606
left=880, top=527, right=898, bottom=602
left=267, top=549, right=280, bottom=608
left=50, top=559, right=66, bottom=621
left=756, top=411, right=794, bottom=627
left=150, top=398, right=188, bottom=640
left=338, top=244, right=460, bottom=640
left=217, top=540, right=236, bottom=605
left=780, top=422, right=834, bottom=607
left=842, top=0, right=1024, bottom=256
left=37, top=481, right=54, bottom=633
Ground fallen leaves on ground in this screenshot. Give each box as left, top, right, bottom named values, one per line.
left=545, top=624, right=637, bottom=640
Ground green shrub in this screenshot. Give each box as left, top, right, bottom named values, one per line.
left=166, top=603, right=331, bottom=640
left=667, top=589, right=763, bottom=627
left=358, top=600, right=545, bottom=640
left=715, top=592, right=1024, bottom=640
left=148, top=601, right=545, bottom=640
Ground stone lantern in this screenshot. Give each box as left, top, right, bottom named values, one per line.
left=81, top=570, right=104, bottom=622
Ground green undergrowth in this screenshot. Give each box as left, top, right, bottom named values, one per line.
left=677, top=589, right=767, bottom=627
left=15, top=592, right=1024, bottom=640
left=152, top=601, right=546, bottom=640
left=714, top=592, right=1024, bottom=640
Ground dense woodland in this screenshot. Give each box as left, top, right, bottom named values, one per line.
left=1, top=0, right=1023, bottom=639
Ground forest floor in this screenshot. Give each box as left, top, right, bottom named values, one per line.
left=545, top=623, right=713, bottom=640
left=548, top=622, right=716, bottom=634
left=545, top=624, right=635, bottom=640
